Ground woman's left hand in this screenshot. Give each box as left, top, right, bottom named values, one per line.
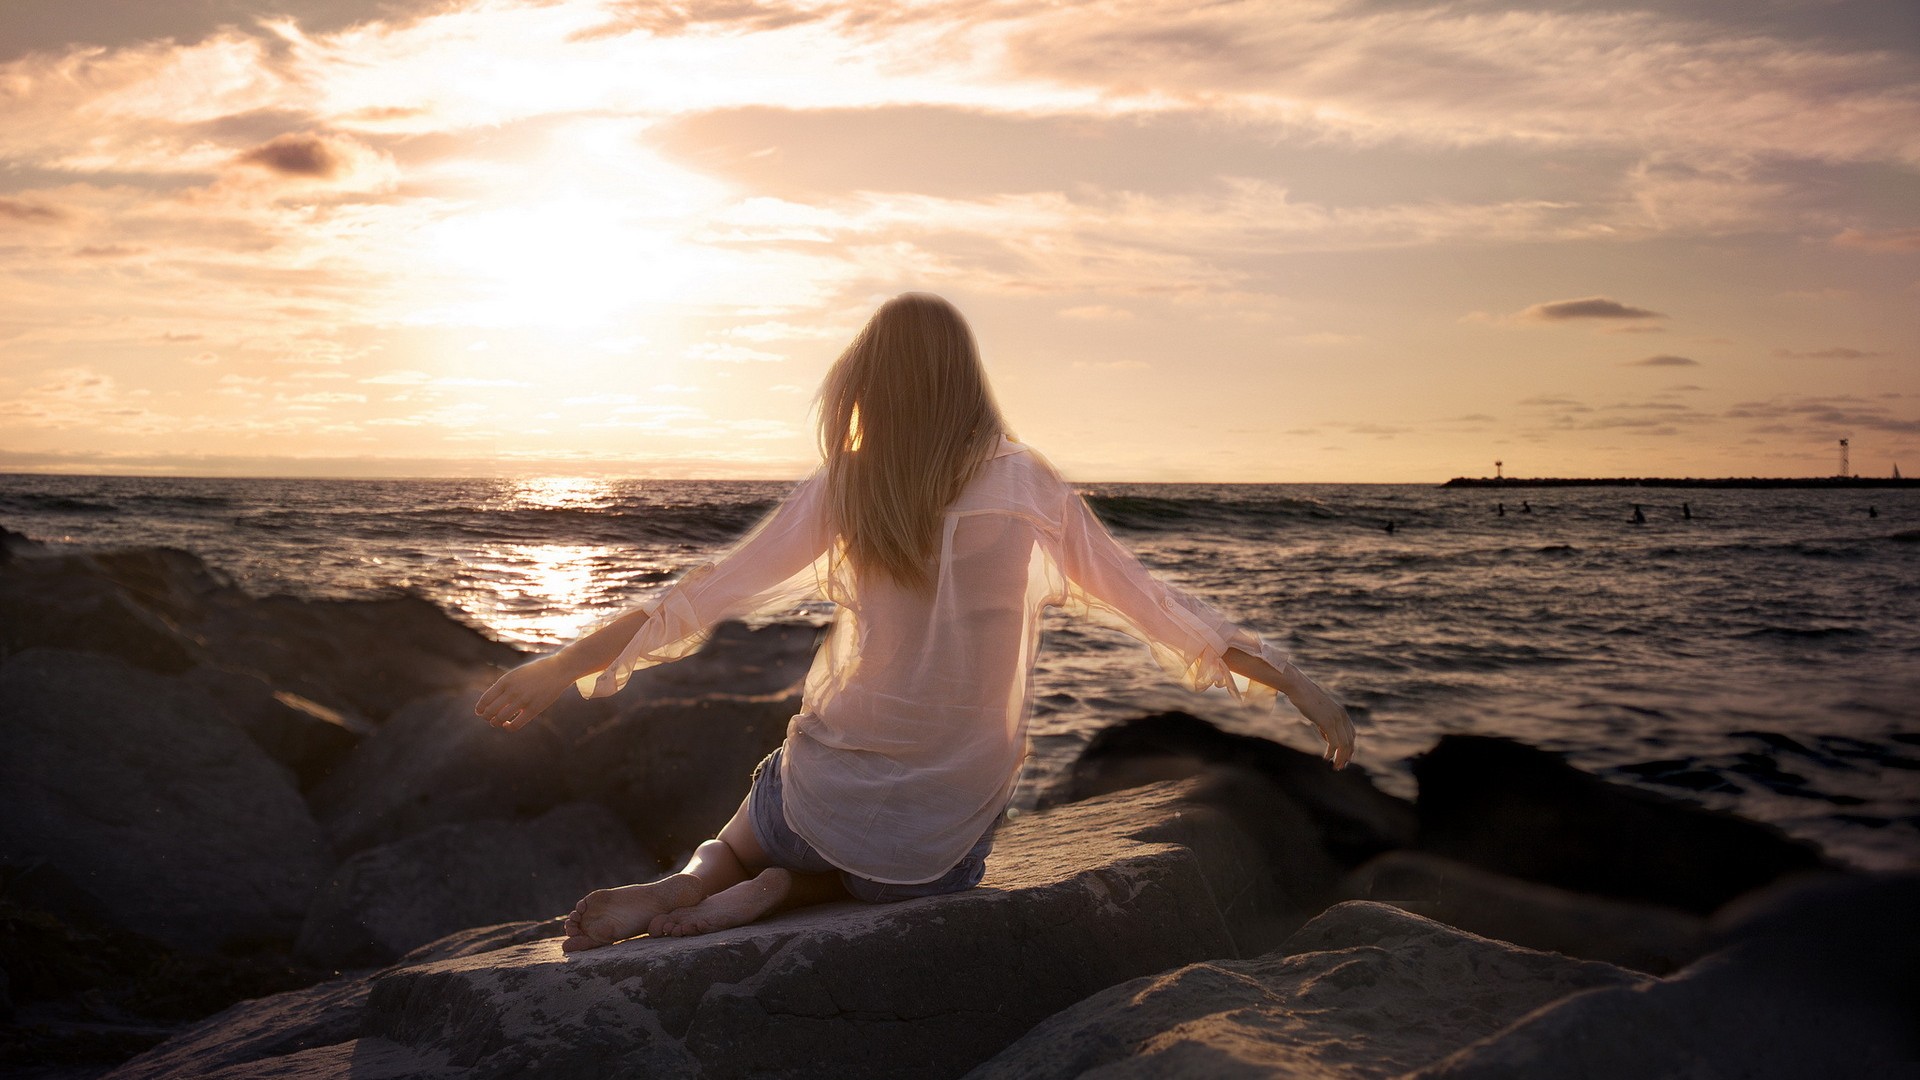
left=1279, top=664, right=1356, bottom=770
left=474, top=655, right=574, bottom=731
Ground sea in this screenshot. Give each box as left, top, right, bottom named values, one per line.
left=3, top=472, right=1916, bottom=872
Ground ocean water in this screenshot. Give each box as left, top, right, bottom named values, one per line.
left=4, top=472, right=1916, bottom=871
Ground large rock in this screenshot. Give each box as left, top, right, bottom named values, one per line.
left=313, top=621, right=809, bottom=863
left=0, top=546, right=206, bottom=673
left=0, top=649, right=330, bottom=953
left=968, top=900, right=1647, bottom=1079
left=0, top=539, right=525, bottom=722
left=116, top=781, right=1275, bottom=1080
left=1413, top=735, right=1830, bottom=913
left=199, top=591, right=524, bottom=723
left=1411, top=872, right=1920, bottom=1079
left=1339, top=850, right=1707, bottom=973
left=309, top=689, right=573, bottom=857
left=559, top=693, right=803, bottom=864
left=106, top=920, right=563, bottom=1080
left=1057, top=711, right=1417, bottom=865
left=295, top=803, right=660, bottom=968
left=182, top=663, right=375, bottom=789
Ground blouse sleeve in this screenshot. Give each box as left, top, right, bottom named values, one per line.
left=576, top=469, right=834, bottom=700
left=1048, top=482, right=1291, bottom=707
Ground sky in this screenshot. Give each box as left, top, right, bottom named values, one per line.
left=1, top=0, right=1916, bottom=482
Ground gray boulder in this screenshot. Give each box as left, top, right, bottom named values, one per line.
left=0, top=547, right=205, bottom=673
left=969, top=900, right=1647, bottom=1079
left=295, top=802, right=660, bottom=968
left=182, top=664, right=375, bottom=789
left=114, top=780, right=1273, bottom=1079
left=0, top=648, right=329, bottom=952
left=313, top=620, right=808, bottom=863
left=1339, top=849, right=1707, bottom=973
left=1410, top=872, right=1920, bottom=1080
left=559, top=693, right=803, bottom=863
left=0, top=538, right=526, bottom=723
left=309, top=689, right=572, bottom=857
left=107, top=919, right=562, bottom=1080
left=1413, top=735, right=1830, bottom=914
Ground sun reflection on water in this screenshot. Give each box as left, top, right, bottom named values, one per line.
left=455, top=476, right=658, bottom=647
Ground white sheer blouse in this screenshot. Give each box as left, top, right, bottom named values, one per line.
left=576, top=437, right=1294, bottom=884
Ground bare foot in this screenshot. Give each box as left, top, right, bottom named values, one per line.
left=651, top=868, right=795, bottom=938
left=562, top=873, right=708, bottom=952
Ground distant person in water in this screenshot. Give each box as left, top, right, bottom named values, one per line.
left=1683, top=502, right=1693, bottom=521
left=1384, top=519, right=1397, bottom=535
left=1497, top=502, right=1506, bottom=517
left=1521, top=501, right=1533, bottom=514
left=1632, top=504, right=1647, bottom=524
left=1869, top=505, right=1878, bottom=518
left=473, top=293, right=1355, bottom=951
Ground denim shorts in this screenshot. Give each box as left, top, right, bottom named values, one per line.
left=747, top=746, right=997, bottom=904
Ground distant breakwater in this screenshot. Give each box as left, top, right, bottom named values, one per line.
left=1444, top=476, right=1919, bottom=489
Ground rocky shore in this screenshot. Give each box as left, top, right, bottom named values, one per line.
left=3, top=526, right=1914, bottom=1079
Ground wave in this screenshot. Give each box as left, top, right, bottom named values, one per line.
left=0, top=494, right=117, bottom=513
left=1086, top=493, right=1337, bottom=531
left=1735, top=625, right=1868, bottom=641
left=229, top=501, right=779, bottom=548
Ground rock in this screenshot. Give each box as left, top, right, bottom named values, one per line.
left=1058, top=711, right=1417, bottom=865
left=1413, top=735, right=1830, bottom=914
left=105, top=923, right=563, bottom=1080
left=295, top=803, right=660, bottom=968
left=1409, top=872, right=1920, bottom=1079
left=0, top=649, right=330, bottom=953
left=0, top=549, right=204, bottom=673
left=611, top=619, right=817, bottom=700
left=1339, top=850, right=1707, bottom=973
left=311, top=622, right=807, bottom=863
left=181, top=664, right=375, bottom=789
left=0, top=523, right=46, bottom=559
left=309, top=690, right=572, bottom=857
left=559, top=694, right=803, bottom=864
left=0, top=539, right=525, bottom=722
left=968, top=900, right=1647, bottom=1079
left=198, top=591, right=524, bottom=723
left=127, top=781, right=1256, bottom=1080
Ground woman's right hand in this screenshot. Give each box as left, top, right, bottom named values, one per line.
left=474, top=654, right=574, bottom=731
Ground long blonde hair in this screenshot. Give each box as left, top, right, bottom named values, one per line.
left=818, top=293, right=1007, bottom=589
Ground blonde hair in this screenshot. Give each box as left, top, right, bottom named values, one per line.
left=818, top=293, right=1007, bottom=589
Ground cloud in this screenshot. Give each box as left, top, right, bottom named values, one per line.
left=1725, top=395, right=1920, bottom=434
left=1627, top=354, right=1700, bottom=366
left=1773, top=347, right=1882, bottom=360
left=1832, top=227, right=1920, bottom=252
left=1059, top=305, right=1136, bottom=321
left=0, top=198, right=71, bottom=224
left=236, top=133, right=346, bottom=178
left=1519, top=296, right=1665, bottom=321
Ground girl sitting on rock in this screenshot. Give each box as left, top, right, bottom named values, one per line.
left=474, top=293, right=1355, bottom=952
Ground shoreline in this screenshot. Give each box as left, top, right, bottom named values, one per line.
left=1443, top=476, right=1918, bottom=489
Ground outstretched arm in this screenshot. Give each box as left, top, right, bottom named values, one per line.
left=474, top=607, right=652, bottom=731
left=474, top=470, right=832, bottom=730
left=1051, top=480, right=1356, bottom=769
left=1224, top=646, right=1355, bottom=770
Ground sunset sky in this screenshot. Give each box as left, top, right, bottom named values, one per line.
left=2, top=0, right=1915, bottom=482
